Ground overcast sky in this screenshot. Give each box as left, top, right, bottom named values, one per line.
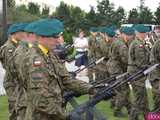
left=15, top=0, right=160, bottom=12
left=0, top=0, right=159, bottom=13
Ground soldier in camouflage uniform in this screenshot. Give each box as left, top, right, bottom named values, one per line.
left=0, top=23, right=27, bottom=120
left=107, top=27, right=134, bottom=117
left=148, top=33, right=160, bottom=112
left=128, top=24, right=150, bottom=120
left=88, top=27, right=105, bottom=81
left=19, top=19, right=94, bottom=120
left=12, top=21, right=39, bottom=120
left=92, top=27, right=111, bottom=81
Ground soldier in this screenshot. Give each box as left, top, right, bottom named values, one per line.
left=13, top=21, right=39, bottom=120
left=107, top=26, right=132, bottom=117
left=148, top=34, right=160, bottom=112
left=19, top=19, right=94, bottom=120
left=88, top=27, right=99, bottom=81
left=117, top=27, right=135, bottom=114
left=128, top=24, right=150, bottom=120
left=0, top=23, right=28, bottom=120
left=92, top=27, right=112, bottom=81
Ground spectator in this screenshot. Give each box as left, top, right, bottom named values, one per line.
left=74, top=29, right=89, bottom=68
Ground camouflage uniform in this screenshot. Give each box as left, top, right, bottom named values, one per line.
left=21, top=45, right=92, bottom=120
left=0, top=38, right=19, bottom=120
left=88, top=35, right=104, bottom=81
left=107, top=38, right=131, bottom=115
left=128, top=39, right=150, bottom=120
left=13, top=41, right=31, bottom=120
left=149, top=39, right=160, bottom=112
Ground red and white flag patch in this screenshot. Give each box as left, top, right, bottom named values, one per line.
left=33, top=57, right=43, bottom=67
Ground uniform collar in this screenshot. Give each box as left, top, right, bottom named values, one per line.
left=11, top=37, right=18, bottom=44
left=38, top=44, right=49, bottom=56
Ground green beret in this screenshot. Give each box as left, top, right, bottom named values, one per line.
left=134, top=24, right=150, bottom=33
left=7, top=23, right=28, bottom=35
left=105, top=28, right=116, bottom=37
left=24, top=21, right=38, bottom=33
left=99, top=27, right=106, bottom=33
left=89, top=27, right=98, bottom=32
left=120, top=27, right=135, bottom=35
left=34, top=19, right=64, bottom=37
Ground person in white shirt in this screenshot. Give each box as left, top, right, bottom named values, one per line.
left=74, top=29, right=89, bottom=67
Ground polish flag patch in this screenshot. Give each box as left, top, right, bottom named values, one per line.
left=33, top=57, right=43, bottom=67
left=139, top=44, right=144, bottom=48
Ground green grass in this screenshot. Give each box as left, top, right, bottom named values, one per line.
left=0, top=96, right=9, bottom=120
left=0, top=89, right=154, bottom=120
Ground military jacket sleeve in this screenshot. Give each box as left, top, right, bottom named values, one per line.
left=149, top=40, right=160, bottom=80
left=49, top=52, right=93, bottom=94
left=111, top=40, right=128, bottom=65
left=0, top=40, right=17, bottom=99
left=22, top=47, right=92, bottom=114
left=128, top=40, right=149, bottom=71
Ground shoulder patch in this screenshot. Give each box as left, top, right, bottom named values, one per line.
left=8, top=48, right=13, bottom=53
left=33, top=57, right=43, bottom=67
left=139, top=44, right=144, bottom=48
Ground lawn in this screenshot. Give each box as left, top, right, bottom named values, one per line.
left=0, top=89, right=153, bottom=120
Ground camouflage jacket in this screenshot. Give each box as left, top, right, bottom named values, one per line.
left=128, top=38, right=150, bottom=73
left=107, top=39, right=128, bottom=76
left=149, top=40, right=160, bottom=81
left=0, top=38, right=19, bottom=101
left=21, top=44, right=92, bottom=118
left=13, top=41, right=31, bottom=109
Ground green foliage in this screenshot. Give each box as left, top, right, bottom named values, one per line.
left=112, top=6, right=126, bottom=26
left=7, top=7, right=40, bottom=23
left=41, top=5, right=50, bottom=17
left=27, top=2, right=40, bottom=15
left=139, top=7, right=154, bottom=24
left=127, top=8, right=139, bottom=24
left=97, top=0, right=115, bottom=25
left=155, top=3, right=160, bottom=24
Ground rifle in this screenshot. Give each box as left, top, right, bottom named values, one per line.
left=68, top=64, right=159, bottom=120
left=75, top=57, right=105, bottom=73
left=63, top=91, right=107, bottom=120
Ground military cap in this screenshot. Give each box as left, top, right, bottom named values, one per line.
left=99, top=27, right=106, bottom=33
left=7, top=23, right=28, bottom=35
left=89, top=27, right=98, bottom=32
left=120, top=27, right=135, bottom=35
left=34, top=19, right=64, bottom=37
left=24, top=21, right=38, bottom=33
left=105, top=28, right=116, bottom=37
left=134, top=24, right=150, bottom=33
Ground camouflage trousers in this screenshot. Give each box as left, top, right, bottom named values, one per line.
left=114, top=83, right=131, bottom=114
left=8, top=100, right=17, bottom=120
left=16, top=107, right=26, bottom=120
left=150, top=79, right=160, bottom=112
left=24, top=102, right=66, bottom=120
left=129, top=77, right=149, bottom=120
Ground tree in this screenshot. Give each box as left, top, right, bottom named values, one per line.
left=127, top=8, right=139, bottom=24
left=139, top=7, right=154, bottom=24
left=41, top=5, right=50, bottom=17
left=155, top=3, right=160, bottom=24
left=16, top=4, right=27, bottom=12
left=27, top=2, right=40, bottom=15
left=97, top=0, right=115, bottom=25
left=85, top=6, right=101, bottom=27
left=112, top=6, right=126, bottom=26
